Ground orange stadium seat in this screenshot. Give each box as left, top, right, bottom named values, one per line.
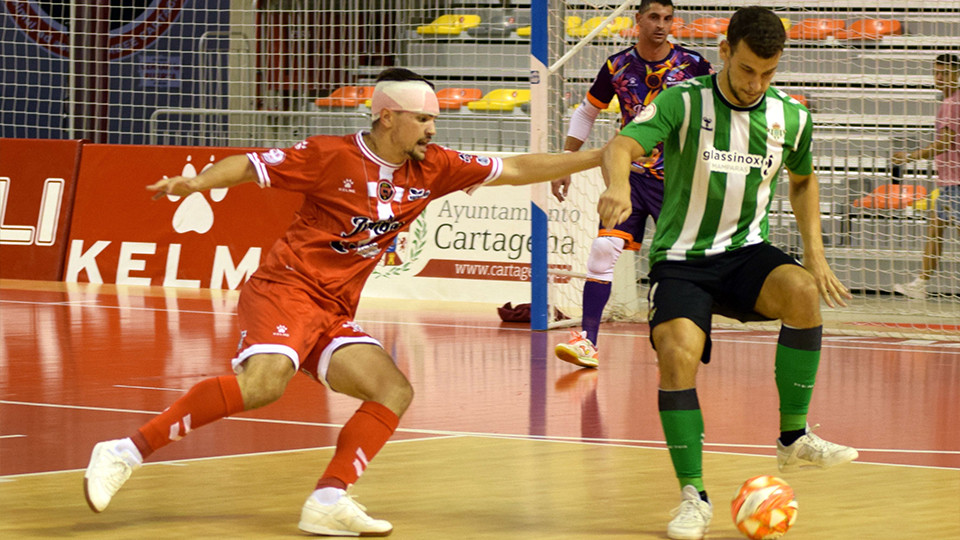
left=853, top=184, right=927, bottom=210
left=467, top=89, right=531, bottom=112
left=673, top=17, right=729, bottom=39
left=787, top=18, right=845, bottom=40
left=835, top=19, right=902, bottom=40
left=315, top=86, right=375, bottom=107
left=789, top=94, right=808, bottom=107
left=436, top=88, right=483, bottom=110
left=416, top=14, right=481, bottom=35
left=670, top=17, right=685, bottom=36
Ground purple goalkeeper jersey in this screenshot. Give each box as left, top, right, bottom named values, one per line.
left=586, top=42, right=712, bottom=181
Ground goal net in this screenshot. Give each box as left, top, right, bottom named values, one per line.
left=536, top=0, right=960, bottom=340
left=2, top=0, right=958, bottom=339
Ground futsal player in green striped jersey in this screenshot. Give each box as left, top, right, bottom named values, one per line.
left=599, top=7, right=858, bottom=539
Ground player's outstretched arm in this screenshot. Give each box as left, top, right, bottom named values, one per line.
left=892, top=125, right=957, bottom=164
left=598, top=134, right=646, bottom=229
left=147, top=154, right=258, bottom=199
left=551, top=136, right=588, bottom=203
left=788, top=170, right=851, bottom=308
left=488, top=148, right=602, bottom=187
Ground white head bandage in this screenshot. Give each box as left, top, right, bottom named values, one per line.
left=371, top=80, right=440, bottom=121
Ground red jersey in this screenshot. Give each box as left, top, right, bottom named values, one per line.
left=245, top=132, right=503, bottom=317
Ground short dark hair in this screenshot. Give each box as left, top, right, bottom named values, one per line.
left=726, top=6, right=786, bottom=59
left=638, top=0, right=673, bottom=13
left=375, top=67, right=435, bottom=90
left=935, top=53, right=960, bottom=70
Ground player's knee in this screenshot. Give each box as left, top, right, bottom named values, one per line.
left=237, top=354, right=295, bottom=409
left=652, top=325, right=703, bottom=388
left=780, top=270, right=821, bottom=325
left=586, top=236, right=625, bottom=280
left=370, top=371, right=414, bottom=417
left=390, top=379, right=415, bottom=416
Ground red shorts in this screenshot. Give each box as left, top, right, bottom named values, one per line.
left=231, top=277, right=381, bottom=386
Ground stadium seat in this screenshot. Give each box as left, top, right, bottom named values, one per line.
left=780, top=18, right=792, bottom=32
left=436, top=87, right=483, bottom=110
left=466, top=10, right=530, bottom=37
left=787, top=18, right=845, bottom=40
left=315, top=86, right=375, bottom=107
left=518, top=15, right=581, bottom=38
left=416, top=14, right=481, bottom=35
left=789, top=94, right=808, bottom=107
left=568, top=16, right=633, bottom=38
left=671, top=17, right=685, bottom=36
left=467, top=89, right=531, bottom=111
left=834, top=19, right=902, bottom=40
left=603, top=95, right=620, bottom=114
left=853, top=183, right=927, bottom=210
left=913, top=188, right=939, bottom=211
left=673, top=17, right=729, bottom=39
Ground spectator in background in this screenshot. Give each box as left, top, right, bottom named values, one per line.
left=552, top=0, right=712, bottom=368
left=82, top=67, right=603, bottom=537
left=893, top=53, right=960, bottom=299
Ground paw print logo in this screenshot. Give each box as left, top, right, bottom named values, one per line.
left=273, top=324, right=289, bottom=337
left=164, top=155, right=228, bottom=234
left=339, top=178, right=356, bottom=194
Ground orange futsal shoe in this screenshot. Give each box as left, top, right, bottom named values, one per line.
left=554, top=330, right=599, bottom=368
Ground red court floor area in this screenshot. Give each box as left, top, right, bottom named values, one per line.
left=1, top=281, right=958, bottom=477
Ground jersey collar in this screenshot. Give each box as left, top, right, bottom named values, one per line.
left=711, top=73, right=765, bottom=112
left=355, top=130, right=403, bottom=169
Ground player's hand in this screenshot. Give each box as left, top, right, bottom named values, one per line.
left=890, top=151, right=909, bottom=165
left=804, top=254, right=851, bottom=308
left=551, top=177, right=571, bottom=202
left=597, top=182, right=631, bottom=230
left=147, top=176, right=196, bottom=200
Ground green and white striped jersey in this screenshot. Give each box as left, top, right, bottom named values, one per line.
left=619, top=73, right=813, bottom=264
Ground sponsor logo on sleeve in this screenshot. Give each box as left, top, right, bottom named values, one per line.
left=632, top=103, right=657, bottom=123
left=261, top=148, right=286, bottom=165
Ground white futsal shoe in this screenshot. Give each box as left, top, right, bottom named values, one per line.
left=667, top=484, right=712, bottom=540
left=299, top=488, right=393, bottom=537
left=83, top=438, right=142, bottom=512
left=893, top=276, right=929, bottom=299
left=777, top=425, right=859, bottom=472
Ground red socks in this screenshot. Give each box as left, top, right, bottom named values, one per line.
left=129, top=378, right=398, bottom=489
left=316, top=401, right=399, bottom=490
left=132, top=375, right=245, bottom=458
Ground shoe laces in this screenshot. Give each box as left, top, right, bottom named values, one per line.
left=338, top=488, right=374, bottom=516
left=567, top=330, right=587, bottom=343
left=102, top=456, right=133, bottom=491
left=670, top=497, right=709, bottom=524
left=795, top=424, right=833, bottom=455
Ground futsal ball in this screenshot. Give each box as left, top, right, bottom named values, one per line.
left=731, top=475, right=798, bottom=539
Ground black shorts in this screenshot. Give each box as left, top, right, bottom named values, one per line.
left=647, top=243, right=801, bottom=363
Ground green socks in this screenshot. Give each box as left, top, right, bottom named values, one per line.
left=775, top=325, right=822, bottom=435
left=659, top=388, right=705, bottom=492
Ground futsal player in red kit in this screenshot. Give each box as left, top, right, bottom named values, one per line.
left=83, top=68, right=603, bottom=536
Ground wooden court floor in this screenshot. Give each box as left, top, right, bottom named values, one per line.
left=1, top=280, right=958, bottom=539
